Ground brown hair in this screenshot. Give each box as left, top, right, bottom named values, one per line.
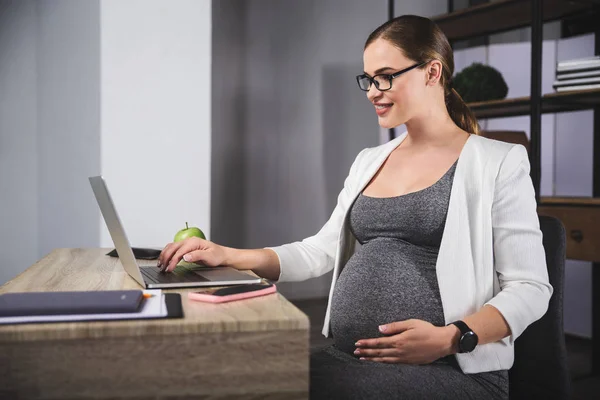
left=365, top=15, right=480, bottom=135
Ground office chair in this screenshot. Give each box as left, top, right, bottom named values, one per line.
left=508, top=215, right=571, bottom=399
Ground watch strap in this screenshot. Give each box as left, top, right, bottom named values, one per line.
left=449, top=320, right=478, bottom=353
left=450, top=320, right=471, bottom=335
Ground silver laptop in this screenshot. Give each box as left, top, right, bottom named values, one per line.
left=89, top=176, right=262, bottom=289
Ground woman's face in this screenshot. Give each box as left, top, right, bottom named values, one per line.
left=362, top=39, right=427, bottom=129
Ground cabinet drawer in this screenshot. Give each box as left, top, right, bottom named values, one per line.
left=538, top=199, right=600, bottom=262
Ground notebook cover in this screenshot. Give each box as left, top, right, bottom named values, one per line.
left=0, top=290, right=144, bottom=317
left=0, top=292, right=183, bottom=324
left=106, top=247, right=162, bottom=260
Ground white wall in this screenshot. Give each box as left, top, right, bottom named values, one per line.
left=0, top=0, right=212, bottom=285
left=36, top=0, right=101, bottom=258
left=0, top=0, right=39, bottom=284
left=98, top=0, right=211, bottom=249
left=243, top=0, right=384, bottom=299
left=0, top=0, right=101, bottom=284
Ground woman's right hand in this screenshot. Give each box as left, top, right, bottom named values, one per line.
left=157, top=237, right=229, bottom=272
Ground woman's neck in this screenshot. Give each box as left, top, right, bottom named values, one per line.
left=403, top=109, right=465, bottom=148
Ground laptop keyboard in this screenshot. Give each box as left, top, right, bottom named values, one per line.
left=140, top=267, right=210, bottom=284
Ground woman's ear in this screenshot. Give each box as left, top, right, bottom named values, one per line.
left=426, top=60, right=443, bottom=86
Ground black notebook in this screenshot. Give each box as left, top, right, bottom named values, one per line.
left=0, top=290, right=144, bottom=317
left=106, top=247, right=161, bottom=260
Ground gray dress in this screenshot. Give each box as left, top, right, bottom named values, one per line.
left=310, top=160, right=509, bottom=400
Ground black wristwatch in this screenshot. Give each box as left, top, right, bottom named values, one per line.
left=449, top=320, right=478, bottom=353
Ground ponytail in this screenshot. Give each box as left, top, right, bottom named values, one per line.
left=445, top=87, right=480, bottom=135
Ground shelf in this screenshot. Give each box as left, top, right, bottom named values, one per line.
left=469, top=96, right=531, bottom=119
left=543, top=88, right=600, bottom=111
left=432, top=0, right=599, bottom=42
left=540, top=196, right=600, bottom=207
left=468, top=88, right=600, bottom=119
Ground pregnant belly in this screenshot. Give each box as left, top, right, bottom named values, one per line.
left=329, top=238, right=445, bottom=355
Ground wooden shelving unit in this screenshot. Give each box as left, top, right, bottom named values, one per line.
left=430, top=0, right=600, bottom=376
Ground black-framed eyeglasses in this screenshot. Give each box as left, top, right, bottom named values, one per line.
left=356, top=61, right=428, bottom=92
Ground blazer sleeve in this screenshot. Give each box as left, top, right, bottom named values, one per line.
left=485, top=144, right=553, bottom=344
left=265, top=149, right=367, bottom=282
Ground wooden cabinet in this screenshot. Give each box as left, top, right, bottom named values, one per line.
left=539, top=197, right=600, bottom=262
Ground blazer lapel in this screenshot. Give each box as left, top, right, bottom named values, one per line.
left=356, top=132, right=408, bottom=194
left=323, top=133, right=409, bottom=337
left=334, top=132, right=409, bottom=273
left=436, top=135, right=479, bottom=323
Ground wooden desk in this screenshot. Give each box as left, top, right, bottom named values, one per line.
left=0, top=248, right=309, bottom=399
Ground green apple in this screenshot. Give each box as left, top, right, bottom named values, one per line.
left=174, top=222, right=206, bottom=242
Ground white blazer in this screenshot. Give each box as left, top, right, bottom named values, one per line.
left=267, top=132, right=553, bottom=374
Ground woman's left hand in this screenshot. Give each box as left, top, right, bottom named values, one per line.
left=354, top=319, right=459, bottom=364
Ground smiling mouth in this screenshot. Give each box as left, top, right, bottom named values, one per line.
left=374, top=103, right=393, bottom=116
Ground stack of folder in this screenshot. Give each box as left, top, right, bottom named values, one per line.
left=553, top=56, right=600, bottom=92
left=0, top=289, right=182, bottom=324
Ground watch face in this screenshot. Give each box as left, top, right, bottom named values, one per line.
left=460, top=331, right=478, bottom=352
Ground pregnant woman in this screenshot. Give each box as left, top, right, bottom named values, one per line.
left=158, top=15, right=552, bottom=399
